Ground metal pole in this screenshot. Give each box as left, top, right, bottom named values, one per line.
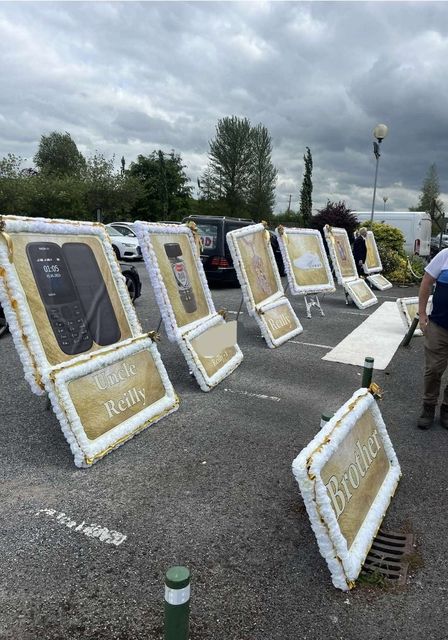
left=320, top=412, right=334, bottom=429
left=235, top=295, right=244, bottom=322
left=370, top=153, right=380, bottom=224
left=362, top=356, right=374, bottom=388
left=401, top=314, right=420, bottom=347
left=164, top=566, right=190, bottom=640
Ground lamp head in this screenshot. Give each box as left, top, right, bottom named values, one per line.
left=373, top=124, right=388, bottom=142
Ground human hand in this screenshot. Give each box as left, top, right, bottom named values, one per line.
left=419, top=312, right=428, bottom=334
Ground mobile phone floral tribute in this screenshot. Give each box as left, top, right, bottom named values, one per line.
left=134, top=221, right=243, bottom=391
left=0, top=215, right=178, bottom=467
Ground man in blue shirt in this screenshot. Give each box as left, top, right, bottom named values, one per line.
left=417, top=247, right=448, bottom=428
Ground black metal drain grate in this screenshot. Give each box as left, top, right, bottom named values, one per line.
left=361, top=529, right=416, bottom=585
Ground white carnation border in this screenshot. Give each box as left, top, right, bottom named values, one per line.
left=366, top=274, right=393, bottom=291
left=134, top=222, right=243, bottom=390
left=180, top=314, right=244, bottom=391
left=324, top=225, right=358, bottom=285
left=365, top=231, right=383, bottom=274
left=396, top=295, right=432, bottom=337
left=343, top=278, right=378, bottom=310
left=292, top=388, right=401, bottom=591
left=275, top=227, right=335, bottom=295
left=257, top=296, right=303, bottom=348
left=48, top=335, right=179, bottom=468
left=0, top=215, right=142, bottom=393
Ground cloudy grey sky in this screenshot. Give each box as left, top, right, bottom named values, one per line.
left=1, top=1, right=447, bottom=214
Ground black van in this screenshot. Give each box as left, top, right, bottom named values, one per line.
left=182, top=215, right=285, bottom=284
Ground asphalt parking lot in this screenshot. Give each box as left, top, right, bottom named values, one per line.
left=1, top=263, right=448, bottom=640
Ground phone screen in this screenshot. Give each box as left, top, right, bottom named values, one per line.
left=26, top=243, right=78, bottom=304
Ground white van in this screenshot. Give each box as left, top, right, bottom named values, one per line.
left=353, top=211, right=431, bottom=257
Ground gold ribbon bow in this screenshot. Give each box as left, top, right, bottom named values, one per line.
left=260, top=219, right=270, bottom=243
left=185, top=221, right=203, bottom=256
left=147, top=331, right=161, bottom=342
left=277, top=224, right=288, bottom=243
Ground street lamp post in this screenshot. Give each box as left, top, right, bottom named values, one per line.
left=383, top=196, right=388, bottom=212
left=370, top=124, right=388, bottom=223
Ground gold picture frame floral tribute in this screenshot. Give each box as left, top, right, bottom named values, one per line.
left=343, top=278, right=378, bottom=310
left=292, top=388, right=401, bottom=591
left=275, top=227, right=335, bottom=295
left=0, top=215, right=178, bottom=467
left=134, top=222, right=243, bottom=391
left=396, top=296, right=432, bottom=337
left=226, top=223, right=303, bottom=347
left=366, top=273, right=393, bottom=291
left=324, top=225, right=378, bottom=310
left=364, top=231, right=392, bottom=290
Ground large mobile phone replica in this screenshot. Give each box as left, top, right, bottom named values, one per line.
left=164, top=242, right=197, bottom=314
left=62, top=242, right=121, bottom=346
left=26, top=242, right=93, bottom=356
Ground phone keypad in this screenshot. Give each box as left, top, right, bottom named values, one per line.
left=48, top=304, right=93, bottom=354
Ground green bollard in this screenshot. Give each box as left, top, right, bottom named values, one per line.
left=320, top=412, right=334, bottom=429
left=361, top=356, right=374, bottom=388
left=164, top=566, right=190, bottom=640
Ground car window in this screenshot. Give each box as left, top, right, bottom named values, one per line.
left=107, top=228, right=122, bottom=237
left=196, top=223, right=219, bottom=251
left=114, top=225, right=136, bottom=237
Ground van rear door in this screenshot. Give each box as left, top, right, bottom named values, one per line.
left=417, top=214, right=431, bottom=257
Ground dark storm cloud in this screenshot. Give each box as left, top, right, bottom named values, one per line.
left=1, top=1, right=447, bottom=212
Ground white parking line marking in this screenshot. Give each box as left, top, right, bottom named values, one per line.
left=35, top=508, right=127, bottom=546
left=227, top=310, right=244, bottom=315
left=340, top=311, right=370, bottom=316
left=224, top=388, right=281, bottom=402
left=290, top=341, right=333, bottom=349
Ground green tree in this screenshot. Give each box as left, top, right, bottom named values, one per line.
left=207, top=116, right=253, bottom=215
left=246, top=124, right=277, bottom=221
left=410, top=163, right=444, bottom=215
left=0, top=154, right=30, bottom=214
left=299, top=147, right=313, bottom=226
left=26, top=173, right=86, bottom=219
left=273, top=209, right=303, bottom=227
left=129, top=150, right=192, bottom=220
left=34, top=131, right=86, bottom=177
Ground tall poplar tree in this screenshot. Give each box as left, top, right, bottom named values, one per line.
left=299, top=147, right=313, bottom=226
left=410, top=163, right=444, bottom=215
left=208, top=116, right=253, bottom=215
left=247, top=124, right=277, bottom=221
left=203, top=116, right=277, bottom=218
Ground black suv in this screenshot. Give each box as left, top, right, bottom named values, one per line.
left=182, top=215, right=284, bottom=285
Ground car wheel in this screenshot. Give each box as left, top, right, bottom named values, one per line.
left=125, top=273, right=137, bottom=302
left=113, top=245, right=121, bottom=260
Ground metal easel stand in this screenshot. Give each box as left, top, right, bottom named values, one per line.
left=235, top=295, right=244, bottom=322
left=304, top=294, right=325, bottom=319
